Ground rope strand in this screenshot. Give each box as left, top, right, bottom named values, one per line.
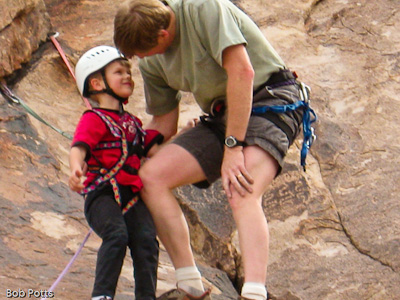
left=0, top=81, right=73, bottom=140
left=48, top=33, right=92, bottom=110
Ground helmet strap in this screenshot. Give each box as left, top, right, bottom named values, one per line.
left=119, top=101, right=124, bottom=114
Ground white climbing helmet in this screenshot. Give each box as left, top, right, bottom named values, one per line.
left=75, top=45, right=125, bottom=97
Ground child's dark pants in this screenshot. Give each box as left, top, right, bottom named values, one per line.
left=85, top=184, right=159, bottom=299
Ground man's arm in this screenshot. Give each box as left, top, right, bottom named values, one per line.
left=145, top=106, right=179, bottom=142
left=221, top=44, right=255, bottom=198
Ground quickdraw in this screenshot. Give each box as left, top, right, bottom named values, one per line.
left=251, top=82, right=317, bottom=171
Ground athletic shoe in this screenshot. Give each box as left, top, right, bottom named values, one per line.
left=157, top=288, right=212, bottom=300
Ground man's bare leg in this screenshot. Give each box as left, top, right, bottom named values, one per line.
left=140, top=143, right=208, bottom=296
left=230, top=146, right=279, bottom=299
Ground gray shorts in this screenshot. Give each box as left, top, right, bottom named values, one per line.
left=172, top=83, right=303, bottom=188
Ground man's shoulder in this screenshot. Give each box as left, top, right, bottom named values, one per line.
left=183, top=0, right=233, bottom=8
left=175, top=0, right=218, bottom=11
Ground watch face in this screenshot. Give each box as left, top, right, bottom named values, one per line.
left=225, top=136, right=236, bottom=147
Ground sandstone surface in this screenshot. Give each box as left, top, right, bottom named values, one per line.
left=1, top=0, right=399, bottom=299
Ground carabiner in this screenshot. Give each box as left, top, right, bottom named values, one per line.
left=299, top=82, right=311, bottom=103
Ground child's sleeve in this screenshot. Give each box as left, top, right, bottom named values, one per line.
left=71, top=111, right=106, bottom=161
left=143, top=129, right=164, bottom=157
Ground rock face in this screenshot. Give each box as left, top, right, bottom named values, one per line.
left=1, top=0, right=400, bottom=299
left=0, top=0, right=51, bottom=78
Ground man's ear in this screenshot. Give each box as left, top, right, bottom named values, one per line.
left=89, top=77, right=104, bottom=92
left=158, top=29, right=169, bottom=39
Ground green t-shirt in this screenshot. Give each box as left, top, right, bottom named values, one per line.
left=139, top=0, right=286, bottom=115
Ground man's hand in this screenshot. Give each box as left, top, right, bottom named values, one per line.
left=177, top=118, right=198, bottom=136
left=221, top=147, right=254, bottom=198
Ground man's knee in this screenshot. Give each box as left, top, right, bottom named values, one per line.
left=139, top=161, right=162, bottom=187
left=139, top=158, right=175, bottom=189
left=228, top=193, right=263, bottom=213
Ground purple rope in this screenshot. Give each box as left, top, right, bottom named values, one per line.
left=40, top=229, right=93, bottom=300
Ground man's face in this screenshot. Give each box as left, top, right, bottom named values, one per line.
left=134, top=29, right=172, bottom=58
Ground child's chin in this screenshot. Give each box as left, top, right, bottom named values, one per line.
left=120, top=91, right=133, bottom=97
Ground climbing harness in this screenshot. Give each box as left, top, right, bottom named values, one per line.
left=201, top=70, right=317, bottom=171
left=252, top=80, right=317, bottom=171
left=81, top=109, right=145, bottom=214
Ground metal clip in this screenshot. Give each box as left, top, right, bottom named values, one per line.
left=0, top=81, right=20, bottom=104
left=299, top=82, right=311, bottom=103
left=310, top=127, right=316, bottom=145
left=47, top=31, right=60, bottom=40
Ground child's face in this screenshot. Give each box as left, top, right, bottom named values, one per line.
left=104, top=60, right=134, bottom=99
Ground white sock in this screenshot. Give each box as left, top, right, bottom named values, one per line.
left=175, top=266, right=205, bottom=296
left=241, top=282, right=267, bottom=300
left=92, top=296, right=112, bottom=300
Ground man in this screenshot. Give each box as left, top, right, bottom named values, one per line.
left=114, top=0, right=304, bottom=299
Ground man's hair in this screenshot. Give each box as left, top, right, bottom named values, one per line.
left=114, top=0, right=171, bottom=57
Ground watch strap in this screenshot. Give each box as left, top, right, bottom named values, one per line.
left=224, top=135, right=246, bottom=147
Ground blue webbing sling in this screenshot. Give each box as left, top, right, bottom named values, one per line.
left=252, top=82, right=317, bottom=170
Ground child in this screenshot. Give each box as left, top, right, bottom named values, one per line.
left=69, top=45, right=163, bottom=300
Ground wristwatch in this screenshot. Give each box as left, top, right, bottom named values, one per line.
left=224, top=135, right=246, bottom=148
